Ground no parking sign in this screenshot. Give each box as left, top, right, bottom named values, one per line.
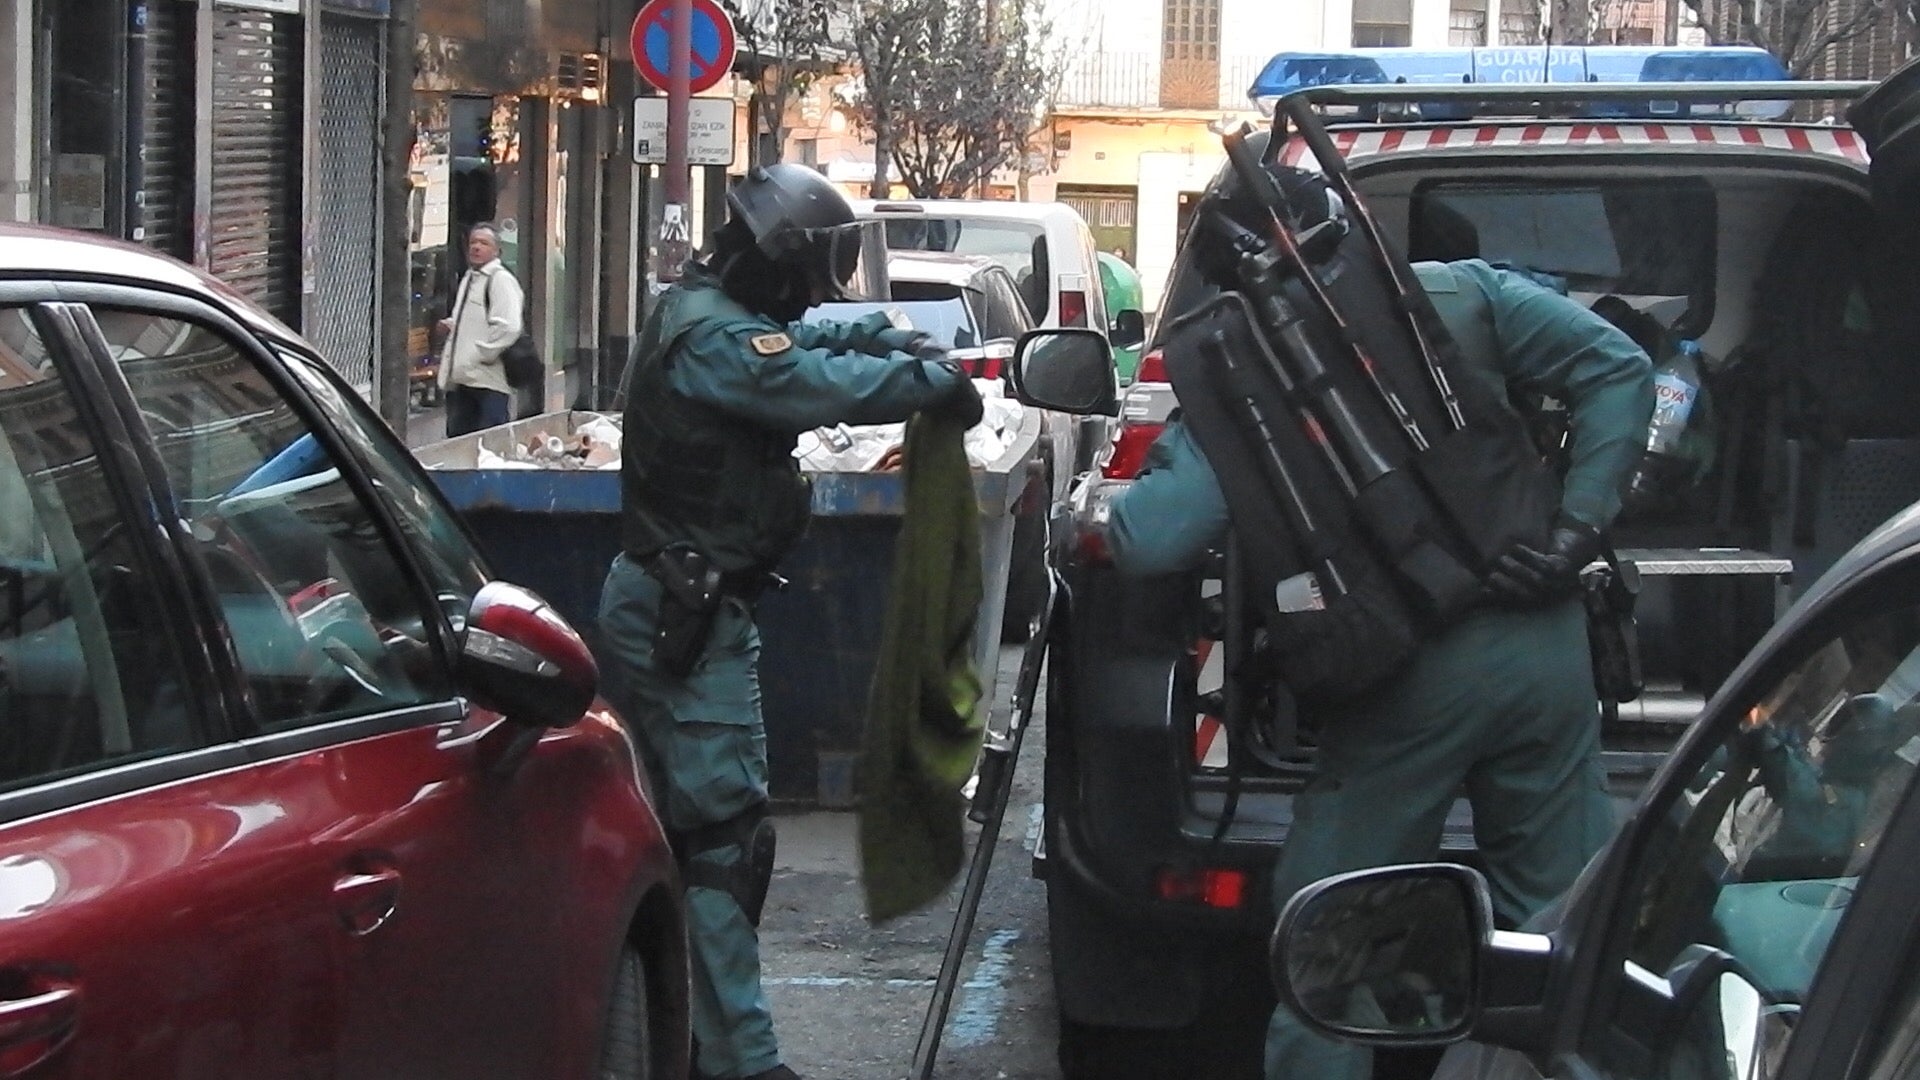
left=630, top=0, right=737, bottom=95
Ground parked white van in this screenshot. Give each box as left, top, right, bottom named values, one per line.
left=856, top=198, right=1146, bottom=472
left=853, top=199, right=1124, bottom=334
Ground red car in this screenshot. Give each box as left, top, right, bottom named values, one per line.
left=0, top=223, right=689, bottom=1079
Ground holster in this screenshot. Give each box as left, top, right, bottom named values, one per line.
left=644, top=544, right=725, bottom=680
left=1581, top=552, right=1644, bottom=705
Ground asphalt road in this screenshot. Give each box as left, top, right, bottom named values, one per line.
left=762, top=644, right=1062, bottom=1080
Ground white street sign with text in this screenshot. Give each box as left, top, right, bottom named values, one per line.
left=632, top=97, right=736, bottom=167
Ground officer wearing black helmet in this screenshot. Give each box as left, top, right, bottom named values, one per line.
left=598, top=164, right=983, bottom=1080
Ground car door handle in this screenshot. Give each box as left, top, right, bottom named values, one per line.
left=0, top=976, right=80, bottom=1078
left=332, top=866, right=403, bottom=936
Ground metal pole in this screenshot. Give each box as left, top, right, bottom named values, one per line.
left=911, top=580, right=1057, bottom=1080
left=660, top=0, right=692, bottom=281
left=378, top=0, right=418, bottom=435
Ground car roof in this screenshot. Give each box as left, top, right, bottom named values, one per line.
left=0, top=222, right=306, bottom=348
left=884, top=251, right=1006, bottom=288
left=855, top=198, right=1082, bottom=225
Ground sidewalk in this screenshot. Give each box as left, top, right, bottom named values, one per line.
left=404, top=403, right=447, bottom=449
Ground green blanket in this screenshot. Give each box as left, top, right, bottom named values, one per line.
left=858, top=413, right=985, bottom=922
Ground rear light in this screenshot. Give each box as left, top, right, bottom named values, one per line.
left=1058, top=273, right=1091, bottom=328
left=1155, top=866, right=1248, bottom=909
left=1058, top=289, right=1088, bottom=328
left=1101, top=348, right=1177, bottom=481
left=1104, top=422, right=1163, bottom=480
left=1135, top=349, right=1168, bottom=383
left=1071, top=477, right=1125, bottom=565
left=948, top=340, right=1014, bottom=381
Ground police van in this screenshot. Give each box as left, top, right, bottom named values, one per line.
left=1035, top=63, right=1920, bottom=1079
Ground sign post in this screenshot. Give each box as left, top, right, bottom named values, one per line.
left=631, top=0, right=737, bottom=282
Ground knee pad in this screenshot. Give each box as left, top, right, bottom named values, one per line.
left=676, top=808, right=778, bottom=927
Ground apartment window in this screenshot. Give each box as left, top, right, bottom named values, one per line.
left=1449, top=1, right=1489, bottom=45
left=1162, top=0, right=1222, bottom=62
left=1354, top=0, right=1414, bottom=47
left=1501, top=7, right=1543, bottom=43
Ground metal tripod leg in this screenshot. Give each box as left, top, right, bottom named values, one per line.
left=910, top=571, right=1058, bottom=1080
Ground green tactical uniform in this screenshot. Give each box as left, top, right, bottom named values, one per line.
left=599, top=265, right=961, bottom=1080
left=1106, top=259, right=1654, bottom=1080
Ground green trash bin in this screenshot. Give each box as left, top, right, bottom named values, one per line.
left=1098, top=250, right=1146, bottom=384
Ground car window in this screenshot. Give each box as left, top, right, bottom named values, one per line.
left=90, top=310, right=451, bottom=732
left=804, top=297, right=979, bottom=349
left=1596, top=604, right=1920, bottom=1078
left=0, top=308, right=201, bottom=792
left=977, top=273, right=1033, bottom=341
left=275, top=347, right=489, bottom=631
left=880, top=218, right=1052, bottom=322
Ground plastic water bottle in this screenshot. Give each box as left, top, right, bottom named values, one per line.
left=1623, top=339, right=1704, bottom=513
left=1645, top=340, right=1703, bottom=457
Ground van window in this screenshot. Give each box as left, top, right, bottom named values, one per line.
left=1410, top=177, right=1716, bottom=308
left=880, top=219, right=1053, bottom=323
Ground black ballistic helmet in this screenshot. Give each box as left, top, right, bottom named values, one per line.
left=725, top=164, right=872, bottom=294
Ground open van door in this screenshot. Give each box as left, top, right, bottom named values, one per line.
left=1850, top=57, right=1920, bottom=218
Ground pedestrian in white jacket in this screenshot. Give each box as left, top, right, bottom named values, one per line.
left=438, top=222, right=524, bottom=437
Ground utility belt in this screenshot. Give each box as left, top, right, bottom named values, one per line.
left=637, top=544, right=786, bottom=678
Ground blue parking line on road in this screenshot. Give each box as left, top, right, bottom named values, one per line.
left=950, top=929, right=1020, bottom=1047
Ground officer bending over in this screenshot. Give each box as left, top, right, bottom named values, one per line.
left=1106, top=168, right=1654, bottom=1080
left=599, top=164, right=983, bottom=1080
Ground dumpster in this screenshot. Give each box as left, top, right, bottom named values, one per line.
left=417, top=409, right=1037, bottom=806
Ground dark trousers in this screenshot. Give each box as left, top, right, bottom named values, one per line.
left=445, top=384, right=511, bottom=438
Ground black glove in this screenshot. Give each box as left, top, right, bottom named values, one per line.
left=1484, top=516, right=1605, bottom=607
left=931, top=367, right=985, bottom=429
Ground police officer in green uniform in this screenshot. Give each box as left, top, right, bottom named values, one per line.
left=599, top=164, right=983, bottom=1080
left=1106, top=179, right=1653, bottom=1080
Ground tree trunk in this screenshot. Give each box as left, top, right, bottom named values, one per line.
left=869, top=123, right=892, bottom=199
left=379, top=0, right=418, bottom=434
left=1550, top=0, right=1592, bottom=43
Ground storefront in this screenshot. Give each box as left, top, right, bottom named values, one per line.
left=413, top=0, right=618, bottom=414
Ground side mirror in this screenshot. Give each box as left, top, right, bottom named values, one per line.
left=1272, top=863, right=1491, bottom=1046
left=1011, top=328, right=1119, bottom=417
left=458, top=581, right=598, bottom=727
left=1111, top=309, right=1147, bottom=351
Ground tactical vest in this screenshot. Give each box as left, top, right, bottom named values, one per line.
left=1163, top=251, right=1561, bottom=705
left=620, top=280, right=812, bottom=574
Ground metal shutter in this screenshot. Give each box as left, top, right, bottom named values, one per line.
left=139, top=0, right=191, bottom=258
left=208, top=7, right=302, bottom=321
left=312, top=14, right=381, bottom=394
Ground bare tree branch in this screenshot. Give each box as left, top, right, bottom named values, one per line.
left=851, top=0, right=1066, bottom=198
left=721, top=0, right=839, bottom=167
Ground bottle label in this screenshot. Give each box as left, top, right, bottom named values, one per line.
left=1647, top=370, right=1698, bottom=454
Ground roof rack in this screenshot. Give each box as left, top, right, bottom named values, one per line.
left=1282, top=80, right=1876, bottom=109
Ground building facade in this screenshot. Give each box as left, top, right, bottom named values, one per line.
left=1, top=0, right=700, bottom=420
left=1015, top=0, right=1681, bottom=310
left=2, top=0, right=391, bottom=395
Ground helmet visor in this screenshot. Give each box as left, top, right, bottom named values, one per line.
left=793, top=220, right=889, bottom=302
